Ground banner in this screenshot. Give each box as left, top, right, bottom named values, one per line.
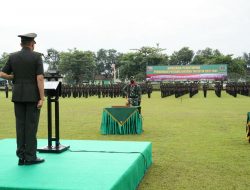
left=146, top=64, right=227, bottom=81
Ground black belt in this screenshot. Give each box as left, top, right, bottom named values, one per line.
left=14, top=80, right=36, bottom=84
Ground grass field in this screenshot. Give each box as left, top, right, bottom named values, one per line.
left=1, top=91, right=250, bottom=190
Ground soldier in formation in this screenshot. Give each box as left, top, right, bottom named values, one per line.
left=226, top=82, right=250, bottom=97
left=60, top=82, right=129, bottom=99
left=175, top=83, right=189, bottom=98
left=5, top=83, right=9, bottom=98
left=160, top=82, right=199, bottom=98
left=160, top=83, right=175, bottom=98
left=225, top=82, right=237, bottom=97
left=203, top=83, right=208, bottom=98
left=146, top=82, right=153, bottom=98
left=214, top=82, right=223, bottom=97
left=189, top=83, right=199, bottom=98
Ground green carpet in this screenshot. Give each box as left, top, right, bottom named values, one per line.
left=0, top=139, right=152, bottom=190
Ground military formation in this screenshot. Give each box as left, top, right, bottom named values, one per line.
left=214, top=82, right=223, bottom=97
left=4, top=80, right=250, bottom=100
left=226, top=82, right=250, bottom=97
left=60, top=82, right=153, bottom=99
left=160, top=82, right=199, bottom=98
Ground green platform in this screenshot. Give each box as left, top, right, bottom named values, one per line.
left=0, top=139, right=152, bottom=190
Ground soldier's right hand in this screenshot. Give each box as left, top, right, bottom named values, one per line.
left=37, top=99, right=44, bottom=109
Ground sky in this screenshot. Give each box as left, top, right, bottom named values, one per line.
left=1, top=0, right=250, bottom=57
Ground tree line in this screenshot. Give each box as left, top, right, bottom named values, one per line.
left=1, top=46, right=250, bottom=84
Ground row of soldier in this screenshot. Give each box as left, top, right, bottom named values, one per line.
left=214, top=83, right=223, bottom=97
left=159, top=82, right=226, bottom=99
left=4, top=81, right=250, bottom=100
left=226, top=82, right=250, bottom=97
left=61, top=83, right=153, bottom=98
left=160, top=83, right=199, bottom=98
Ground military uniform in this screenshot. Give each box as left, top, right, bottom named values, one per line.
left=1, top=33, right=44, bottom=164
left=215, top=82, right=222, bottom=97
left=203, top=83, right=208, bottom=98
left=122, top=77, right=141, bottom=106
left=97, top=83, right=101, bottom=98
left=67, top=85, right=72, bottom=97
left=146, top=82, right=152, bottom=98
left=5, top=83, right=9, bottom=98
left=73, top=85, right=78, bottom=98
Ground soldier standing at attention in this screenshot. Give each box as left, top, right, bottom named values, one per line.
left=72, top=85, right=78, bottom=98
left=5, top=82, right=9, bottom=98
left=97, top=83, right=101, bottom=98
left=146, top=82, right=152, bottom=98
left=203, top=83, right=208, bottom=98
left=0, top=33, right=45, bottom=165
left=122, top=76, right=142, bottom=108
left=160, top=82, right=164, bottom=98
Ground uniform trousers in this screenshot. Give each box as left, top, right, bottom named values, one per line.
left=14, top=102, right=40, bottom=161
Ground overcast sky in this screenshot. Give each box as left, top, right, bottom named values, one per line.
left=1, top=0, right=250, bottom=56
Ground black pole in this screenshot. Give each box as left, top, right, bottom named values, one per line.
left=55, top=98, right=60, bottom=147
left=37, top=72, right=69, bottom=153
left=48, top=96, right=52, bottom=148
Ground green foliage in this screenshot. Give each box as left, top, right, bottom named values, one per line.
left=191, top=48, right=247, bottom=78
left=0, top=52, right=9, bottom=70
left=191, top=48, right=223, bottom=65
left=243, top=53, right=250, bottom=65
left=96, top=49, right=107, bottom=76
left=227, top=57, right=246, bottom=81
left=136, top=46, right=169, bottom=66
left=119, top=46, right=168, bottom=81
left=44, top=48, right=60, bottom=70
left=96, top=49, right=121, bottom=78
left=119, top=52, right=139, bottom=80
left=59, top=49, right=96, bottom=84
left=169, top=47, right=194, bottom=65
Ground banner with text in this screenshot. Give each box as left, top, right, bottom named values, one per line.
left=146, top=64, right=227, bottom=81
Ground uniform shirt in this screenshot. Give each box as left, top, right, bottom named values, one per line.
left=2, top=47, right=44, bottom=102
left=123, top=83, right=141, bottom=100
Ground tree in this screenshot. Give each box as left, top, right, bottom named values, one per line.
left=227, top=57, right=246, bottom=81
left=0, top=52, right=9, bottom=70
left=119, top=53, right=140, bottom=80
left=134, top=46, right=168, bottom=66
left=169, top=47, right=194, bottom=65
left=243, top=53, right=250, bottom=66
left=118, top=46, right=168, bottom=81
left=96, top=49, right=122, bottom=78
left=59, top=49, right=96, bottom=84
left=190, top=47, right=247, bottom=79
left=191, top=48, right=222, bottom=65
left=96, top=49, right=107, bottom=77
left=44, top=48, right=60, bottom=71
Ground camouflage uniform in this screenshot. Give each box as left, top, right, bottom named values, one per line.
left=122, top=77, right=141, bottom=106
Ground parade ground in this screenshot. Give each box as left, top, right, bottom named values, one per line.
left=1, top=91, right=250, bottom=190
